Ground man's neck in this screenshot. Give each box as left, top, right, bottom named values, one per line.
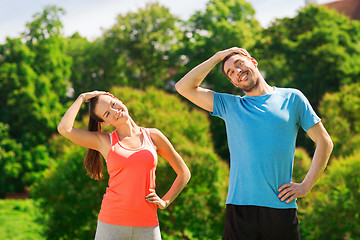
left=245, top=77, right=273, bottom=97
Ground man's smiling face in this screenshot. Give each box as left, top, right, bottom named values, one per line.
left=223, top=54, right=259, bottom=92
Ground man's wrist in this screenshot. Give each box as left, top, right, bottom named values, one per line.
left=77, top=94, right=86, bottom=104
left=214, top=52, right=223, bottom=62
left=301, top=180, right=313, bottom=192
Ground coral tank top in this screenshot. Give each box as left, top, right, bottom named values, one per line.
left=98, top=127, right=159, bottom=227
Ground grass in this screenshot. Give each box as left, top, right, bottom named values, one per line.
left=0, top=199, right=45, bottom=240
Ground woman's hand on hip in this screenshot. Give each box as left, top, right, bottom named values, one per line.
left=145, top=189, right=168, bottom=209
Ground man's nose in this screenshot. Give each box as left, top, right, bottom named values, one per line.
left=236, top=68, right=242, bottom=74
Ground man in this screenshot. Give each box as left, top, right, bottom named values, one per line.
left=175, top=47, right=333, bottom=239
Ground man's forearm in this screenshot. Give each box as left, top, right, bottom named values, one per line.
left=175, top=54, right=221, bottom=93
left=302, top=138, right=333, bottom=191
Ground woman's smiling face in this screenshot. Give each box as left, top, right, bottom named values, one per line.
left=94, top=95, right=129, bottom=126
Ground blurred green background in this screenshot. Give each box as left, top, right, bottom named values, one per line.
left=0, top=0, right=359, bottom=239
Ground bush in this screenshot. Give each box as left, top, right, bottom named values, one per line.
left=300, top=151, right=360, bottom=239
left=319, top=83, right=360, bottom=158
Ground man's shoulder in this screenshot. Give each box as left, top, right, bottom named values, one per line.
left=275, top=87, right=302, bottom=95
left=214, top=91, right=242, bottom=100
left=274, top=87, right=305, bottom=99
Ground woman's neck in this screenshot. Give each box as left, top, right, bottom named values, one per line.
left=116, top=118, right=140, bottom=138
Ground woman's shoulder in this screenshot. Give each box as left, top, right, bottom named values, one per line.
left=147, top=128, right=168, bottom=145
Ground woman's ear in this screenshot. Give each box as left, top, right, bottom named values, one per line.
left=101, top=121, right=110, bottom=126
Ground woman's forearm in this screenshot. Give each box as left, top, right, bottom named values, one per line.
left=161, top=169, right=191, bottom=208
left=57, top=95, right=85, bottom=134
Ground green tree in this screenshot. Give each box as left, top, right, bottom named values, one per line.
left=319, top=83, right=360, bottom=158
left=257, top=5, right=360, bottom=109
left=64, top=33, right=117, bottom=98
left=24, top=5, right=72, bottom=102
left=0, top=122, right=24, bottom=197
left=0, top=6, right=70, bottom=195
left=0, top=5, right=71, bottom=147
left=32, top=87, right=229, bottom=240
left=0, top=38, right=64, bottom=148
left=99, top=2, right=183, bottom=90
left=300, top=151, right=360, bottom=239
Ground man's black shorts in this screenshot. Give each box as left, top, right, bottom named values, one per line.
left=223, top=204, right=301, bottom=240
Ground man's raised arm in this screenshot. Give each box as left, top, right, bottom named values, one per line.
left=175, top=47, right=245, bottom=112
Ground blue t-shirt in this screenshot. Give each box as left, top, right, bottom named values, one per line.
left=211, top=87, right=320, bottom=209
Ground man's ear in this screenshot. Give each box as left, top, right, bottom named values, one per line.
left=251, top=57, right=258, bottom=68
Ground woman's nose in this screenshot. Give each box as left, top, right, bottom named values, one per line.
left=112, top=108, right=120, bottom=115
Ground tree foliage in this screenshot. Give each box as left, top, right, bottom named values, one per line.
left=0, top=5, right=69, bottom=196
left=0, top=6, right=70, bottom=148
left=257, top=5, right=360, bottom=108
left=319, top=83, right=360, bottom=158
left=66, top=2, right=184, bottom=96
left=300, top=152, right=360, bottom=239
left=0, top=122, right=24, bottom=197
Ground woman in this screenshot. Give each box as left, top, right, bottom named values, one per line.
left=57, top=91, right=191, bottom=240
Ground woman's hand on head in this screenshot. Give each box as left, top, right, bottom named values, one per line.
left=79, top=91, right=114, bottom=102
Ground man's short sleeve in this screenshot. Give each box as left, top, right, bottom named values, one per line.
left=296, top=90, right=321, bottom=131
left=210, top=91, right=231, bottom=119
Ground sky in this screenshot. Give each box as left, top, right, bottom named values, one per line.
left=0, top=0, right=335, bottom=44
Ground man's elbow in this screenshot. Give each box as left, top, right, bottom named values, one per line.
left=327, top=136, right=334, bottom=152
left=322, top=134, right=334, bottom=154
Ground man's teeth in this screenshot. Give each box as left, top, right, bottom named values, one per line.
left=241, top=73, right=247, bottom=81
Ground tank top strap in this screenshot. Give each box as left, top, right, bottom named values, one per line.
left=141, top=127, right=157, bottom=150
left=110, top=130, right=119, bottom=147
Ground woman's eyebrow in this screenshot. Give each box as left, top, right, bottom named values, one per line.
left=102, top=101, right=113, bottom=118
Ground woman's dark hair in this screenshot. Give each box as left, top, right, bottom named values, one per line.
left=84, top=96, right=104, bottom=180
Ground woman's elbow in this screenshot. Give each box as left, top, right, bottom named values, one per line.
left=57, top=123, right=65, bottom=135
left=175, top=81, right=183, bottom=94
left=57, top=123, right=70, bottom=137
left=183, top=167, right=191, bottom=184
